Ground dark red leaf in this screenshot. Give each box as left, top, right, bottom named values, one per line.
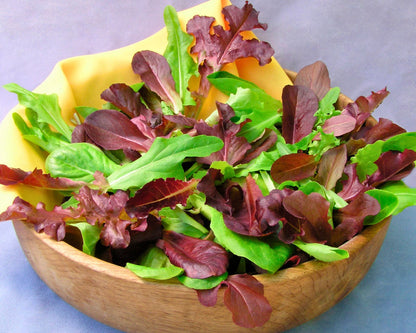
left=126, top=178, right=198, bottom=218
left=315, top=144, right=347, bottom=190
left=223, top=174, right=277, bottom=236
left=357, top=87, right=390, bottom=114
left=0, top=197, right=75, bottom=241
left=197, top=168, right=232, bottom=215
left=131, top=50, right=182, bottom=112
left=74, top=187, right=136, bottom=248
left=271, top=152, right=318, bottom=184
left=196, top=285, right=222, bottom=307
left=321, top=114, right=356, bottom=137
left=195, top=103, right=251, bottom=166
left=83, top=109, right=152, bottom=152
left=239, top=129, right=278, bottom=164
left=187, top=2, right=274, bottom=94
left=106, top=215, right=163, bottom=266
left=158, top=230, right=228, bottom=279
left=256, top=188, right=293, bottom=228
left=362, top=117, right=406, bottom=144
left=100, top=83, right=147, bottom=118
left=338, top=163, right=371, bottom=201
left=281, top=85, right=318, bottom=144
left=0, top=164, right=85, bottom=191
left=294, top=61, right=331, bottom=100
left=0, top=164, right=28, bottom=185
left=330, top=193, right=380, bottom=246
left=366, top=149, right=416, bottom=187
left=282, top=191, right=332, bottom=243
left=223, top=274, right=272, bottom=328
left=342, top=88, right=390, bottom=130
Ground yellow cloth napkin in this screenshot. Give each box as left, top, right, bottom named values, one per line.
left=0, top=0, right=291, bottom=212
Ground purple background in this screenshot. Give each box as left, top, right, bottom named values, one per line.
left=1, top=1, right=415, bottom=332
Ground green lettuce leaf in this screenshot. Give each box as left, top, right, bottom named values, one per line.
left=380, top=181, right=416, bottom=215
left=5, top=83, right=73, bottom=141
left=163, top=5, right=198, bottom=107
left=206, top=206, right=293, bottom=274
left=293, top=239, right=349, bottom=262
left=107, top=134, right=224, bottom=191
left=178, top=272, right=228, bottom=290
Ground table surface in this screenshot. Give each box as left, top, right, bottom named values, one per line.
left=1, top=1, right=415, bottom=332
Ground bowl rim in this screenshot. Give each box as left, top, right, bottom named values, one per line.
left=12, top=215, right=392, bottom=287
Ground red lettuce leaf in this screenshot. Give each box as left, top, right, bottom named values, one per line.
left=100, top=83, right=147, bottom=119
left=282, top=191, right=332, bottom=243
left=196, top=285, right=222, bottom=307
left=196, top=273, right=272, bottom=328
left=361, top=117, right=406, bottom=144
left=74, top=187, right=137, bottom=248
left=271, top=152, right=318, bottom=184
left=321, top=114, right=356, bottom=137
left=195, top=103, right=251, bottom=166
left=315, top=144, right=347, bottom=190
left=187, top=2, right=273, bottom=94
left=338, top=163, right=371, bottom=201
left=132, top=50, right=182, bottom=113
left=0, top=197, right=75, bottom=241
left=83, top=109, right=152, bottom=152
left=96, top=215, right=162, bottom=266
left=222, top=174, right=277, bottom=237
left=330, top=193, right=380, bottom=246
left=0, top=164, right=85, bottom=191
left=126, top=178, right=198, bottom=218
left=157, top=230, right=228, bottom=279
left=294, top=61, right=331, bottom=100
left=281, top=85, right=318, bottom=144
left=366, top=149, right=416, bottom=187
left=256, top=188, right=293, bottom=229
left=223, top=274, right=272, bottom=328
left=197, top=168, right=232, bottom=215
left=342, top=88, right=390, bottom=130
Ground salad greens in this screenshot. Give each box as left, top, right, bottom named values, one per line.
left=1, top=1, right=416, bottom=329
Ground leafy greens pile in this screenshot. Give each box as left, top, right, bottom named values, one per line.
left=1, top=2, right=416, bottom=328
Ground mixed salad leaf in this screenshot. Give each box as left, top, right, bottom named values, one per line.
left=1, top=1, right=416, bottom=328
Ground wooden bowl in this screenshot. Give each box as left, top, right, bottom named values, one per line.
left=12, top=217, right=391, bottom=333
left=8, top=70, right=390, bottom=332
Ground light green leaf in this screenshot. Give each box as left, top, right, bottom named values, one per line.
left=314, top=87, right=341, bottom=126
left=207, top=71, right=261, bottom=95
left=381, top=132, right=416, bottom=153
left=68, top=221, right=102, bottom=256
left=210, top=160, right=236, bottom=180
left=227, top=87, right=282, bottom=142
left=163, top=5, right=198, bottom=107
left=126, top=262, right=184, bottom=280
left=126, top=247, right=184, bottom=280
left=160, top=206, right=209, bottom=238
left=364, top=189, right=399, bottom=225
left=299, top=180, right=348, bottom=209
left=352, top=132, right=416, bottom=181
left=207, top=206, right=293, bottom=273
left=293, top=239, right=349, bottom=262
left=178, top=272, right=228, bottom=290
left=12, top=111, right=69, bottom=153
left=5, top=83, right=73, bottom=141
left=107, top=134, right=224, bottom=191
left=380, top=181, right=416, bottom=215
left=75, top=106, right=98, bottom=119
left=45, top=142, right=121, bottom=182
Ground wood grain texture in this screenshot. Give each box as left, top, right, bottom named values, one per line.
left=12, top=217, right=391, bottom=333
